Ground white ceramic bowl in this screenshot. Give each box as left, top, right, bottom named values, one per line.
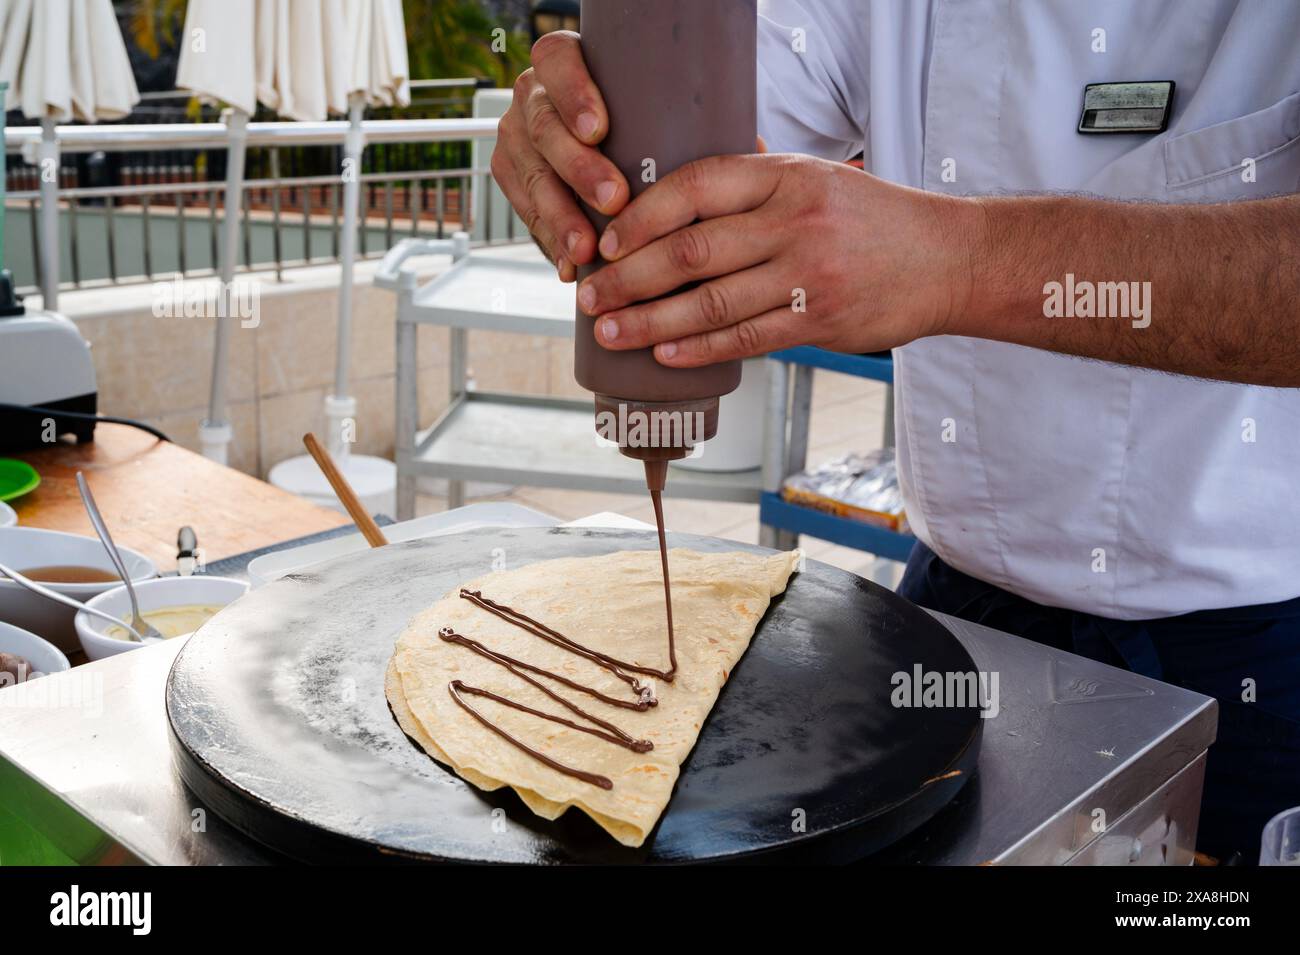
left=0, top=620, right=71, bottom=685
left=0, top=501, right=16, bottom=528
left=76, top=575, right=249, bottom=661
left=0, top=526, right=157, bottom=652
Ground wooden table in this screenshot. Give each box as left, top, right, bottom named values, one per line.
left=8, top=423, right=348, bottom=571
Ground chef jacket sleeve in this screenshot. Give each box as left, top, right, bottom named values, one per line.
left=757, top=0, right=870, bottom=162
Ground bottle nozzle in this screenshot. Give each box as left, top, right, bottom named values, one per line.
left=644, top=459, right=668, bottom=493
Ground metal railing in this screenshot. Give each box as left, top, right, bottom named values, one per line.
left=4, top=77, right=486, bottom=199
left=2, top=110, right=523, bottom=301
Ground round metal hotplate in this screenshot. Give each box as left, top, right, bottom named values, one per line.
left=166, top=527, right=981, bottom=863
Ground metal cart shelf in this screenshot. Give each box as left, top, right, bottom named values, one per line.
left=760, top=346, right=917, bottom=564
left=377, top=237, right=763, bottom=517
left=415, top=391, right=764, bottom=500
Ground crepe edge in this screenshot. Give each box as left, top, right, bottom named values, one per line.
left=382, top=547, right=805, bottom=851
left=385, top=656, right=651, bottom=847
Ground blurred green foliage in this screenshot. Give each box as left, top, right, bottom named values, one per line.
left=405, top=0, right=531, bottom=88
left=126, top=0, right=531, bottom=89
left=125, top=0, right=186, bottom=59
left=118, top=1, right=535, bottom=180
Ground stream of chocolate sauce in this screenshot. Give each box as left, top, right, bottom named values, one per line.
left=649, top=488, right=679, bottom=682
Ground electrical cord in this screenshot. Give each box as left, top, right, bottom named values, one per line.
left=0, top=402, right=171, bottom=443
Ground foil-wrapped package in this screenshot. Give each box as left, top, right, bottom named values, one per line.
left=780, top=449, right=908, bottom=532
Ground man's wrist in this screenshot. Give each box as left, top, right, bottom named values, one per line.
left=943, top=194, right=1064, bottom=342
left=933, top=194, right=995, bottom=339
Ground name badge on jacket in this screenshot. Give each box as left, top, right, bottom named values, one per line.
left=1078, top=81, right=1175, bottom=133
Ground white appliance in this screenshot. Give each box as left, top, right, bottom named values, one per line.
left=0, top=79, right=98, bottom=452
left=0, top=308, right=98, bottom=451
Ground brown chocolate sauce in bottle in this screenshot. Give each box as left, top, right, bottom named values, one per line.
left=576, top=0, right=759, bottom=673
left=575, top=0, right=757, bottom=425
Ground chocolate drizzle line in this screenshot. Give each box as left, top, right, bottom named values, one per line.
left=461, top=588, right=673, bottom=684
left=437, top=588, right=670, bottom=791
left=439, top=627, right=655, bottom=747
left=447, top=681, right=617, bottom=790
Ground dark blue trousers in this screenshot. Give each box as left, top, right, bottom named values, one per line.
left=898, top=541, right=1300, bottom=862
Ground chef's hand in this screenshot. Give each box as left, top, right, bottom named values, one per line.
left=490, top=31, right=629, bottom=283
left=580, top=154, right=979, bottom=366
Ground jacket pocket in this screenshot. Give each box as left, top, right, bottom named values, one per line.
left=1164, top=90, right=1300, bottom=200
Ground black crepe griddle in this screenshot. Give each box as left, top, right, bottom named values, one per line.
left=166, top=527, right=981, bottom=863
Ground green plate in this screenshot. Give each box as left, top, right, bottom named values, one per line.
left=0, top=459, right=40, bottom=501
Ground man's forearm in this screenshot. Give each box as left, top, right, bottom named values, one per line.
left=953, top=193, right=1300, bottom=387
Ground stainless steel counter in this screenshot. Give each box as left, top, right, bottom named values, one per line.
left=0, top=515, right=1216, bottom=865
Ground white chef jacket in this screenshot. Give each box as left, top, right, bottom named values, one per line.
left=756, top=0, right=1300, bottom=619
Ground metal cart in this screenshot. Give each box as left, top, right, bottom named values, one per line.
left=759, top=347, right=916, bottom=572
left=375, top=238, right=764, bottom=520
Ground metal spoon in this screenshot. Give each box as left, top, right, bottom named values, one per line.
left=0, top=562, right=153, bottom=643
left=75, top=472, right=164, bottom=642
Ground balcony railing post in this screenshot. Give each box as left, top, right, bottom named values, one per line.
left=329, top=94, right=368, bottom=462
left=37, top=117, right=60, bottom=309
left=200, top=108, right=250, bottom=466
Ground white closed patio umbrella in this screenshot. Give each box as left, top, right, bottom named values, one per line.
left=328, top=0, right=410, bottom=460
left=0, top=0, right=140, bottom=309
left=178, top=0, right=345, bottom=465
left=268, top=0, right=410, bottom=517
left=179, top=1, right=409, bottom=519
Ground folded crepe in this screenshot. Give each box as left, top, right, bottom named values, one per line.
left=386, top=547, right=800, bottom=847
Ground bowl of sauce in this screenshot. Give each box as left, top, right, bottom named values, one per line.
left=0, top=527, right=157, bottom=652
left=19, top=565, right=121, bottom=584
left=104, top=604, right=227, bottom=642
left=75, top=575, right=249, bottom=660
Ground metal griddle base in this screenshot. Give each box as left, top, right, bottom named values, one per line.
left=0, top=511, right=1216, bottom=865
